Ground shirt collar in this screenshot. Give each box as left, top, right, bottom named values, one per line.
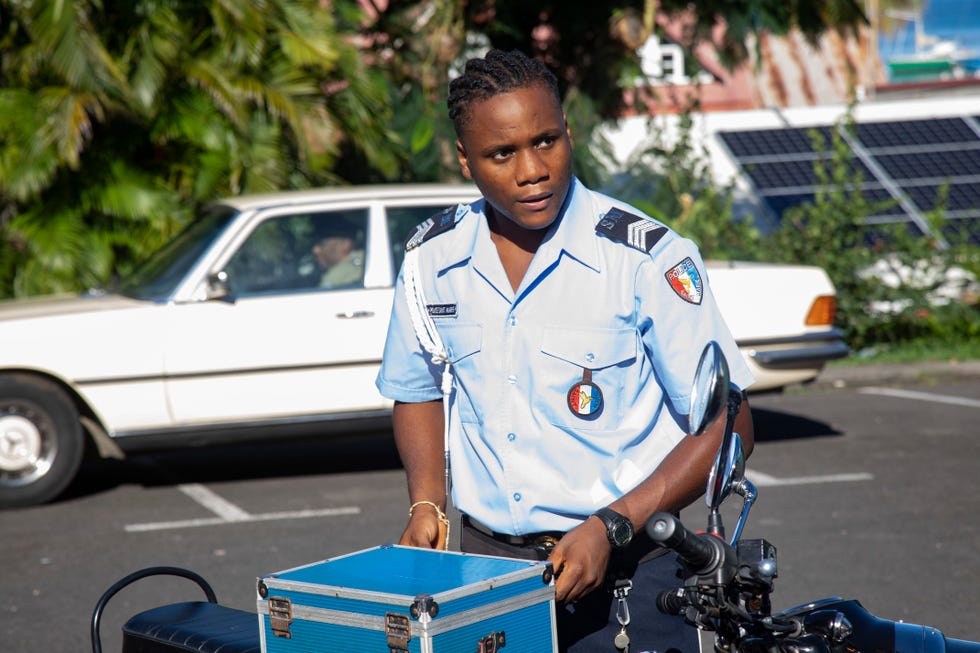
left=424, top=177, right=603, bottom=278
left=537, top=177, right=601, bottom=273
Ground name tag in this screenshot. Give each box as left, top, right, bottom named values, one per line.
left=427, top=303, right=457, bottom=318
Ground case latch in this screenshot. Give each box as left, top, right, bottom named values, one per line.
left=385, top=612, right=411, bottom=652
left=477, top=630, right=506, bottom=652
left=268, top=596, right=293, bottom=638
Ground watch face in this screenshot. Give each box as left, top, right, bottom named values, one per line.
left=611, top=521, right=633, bottom=547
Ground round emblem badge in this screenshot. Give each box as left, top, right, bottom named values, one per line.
left=567, top=381, right=603, bottom=419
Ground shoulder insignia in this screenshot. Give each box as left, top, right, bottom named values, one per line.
left=665, top=257, right=704, bottom=305
left=595, top=207, right=667, bottom=253
left=404, top=204, right=460, bottom=251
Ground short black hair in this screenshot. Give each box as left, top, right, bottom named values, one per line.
left=447, top=49, right=561, bottom=135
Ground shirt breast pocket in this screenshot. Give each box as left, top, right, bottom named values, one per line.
left=540, top=326, right=638, bottom=431
left=439, top=322, right=483, bottom=424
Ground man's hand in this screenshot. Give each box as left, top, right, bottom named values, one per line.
left=547, top=516, right=611, bottom=603
left=398, top=504, right=447, bottom=549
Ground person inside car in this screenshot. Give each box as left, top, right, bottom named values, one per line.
left=311, top=221, right=364, bottom=289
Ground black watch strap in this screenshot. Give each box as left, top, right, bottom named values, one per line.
left=593, top=506, right=634, bottom=550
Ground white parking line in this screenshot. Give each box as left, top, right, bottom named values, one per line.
left=859, top=387, right=980, bottom=409
left=178, top=483, right=251, bottom=521
left=747, top=470, right=874, bottom=486
left=124, top=483, right=361, bottom=533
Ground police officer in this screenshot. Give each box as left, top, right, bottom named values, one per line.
left=376, top=49, right=755, bottom=652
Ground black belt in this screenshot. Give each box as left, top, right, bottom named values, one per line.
left=462, top=514, right=564, bottom=553
left=461, top=513, right=670, bottom=566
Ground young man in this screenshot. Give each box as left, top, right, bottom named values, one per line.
left=376, top=49, right=754, bottom=652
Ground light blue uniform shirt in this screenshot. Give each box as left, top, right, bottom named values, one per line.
left=376, top=178, right=753, bottom=535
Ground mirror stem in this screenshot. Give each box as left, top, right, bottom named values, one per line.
left=730, top=477, right=758, bottom=545
left=707, top=508, right=725, bottom=539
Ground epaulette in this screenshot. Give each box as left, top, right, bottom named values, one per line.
left=404, top=204, right=460, bottom=251
left=595, top=207, right=667, bottom=253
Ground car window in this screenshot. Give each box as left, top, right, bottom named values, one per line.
left=224, top=209, right=368, bottom=297
left=386, top=205, right=457, bottom=274
left=119, top=204, right=237, bottom=301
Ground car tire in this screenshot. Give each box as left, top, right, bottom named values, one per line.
left=0, top=374, right=84, bottom=509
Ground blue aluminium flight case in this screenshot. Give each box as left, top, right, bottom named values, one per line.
left=256, top=544, right=557, bottom=652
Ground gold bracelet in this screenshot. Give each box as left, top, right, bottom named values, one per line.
left=408, top=500, right=450, bottom=550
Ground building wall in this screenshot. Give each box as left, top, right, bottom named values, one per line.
left=629, top=23, right=887, bottom=114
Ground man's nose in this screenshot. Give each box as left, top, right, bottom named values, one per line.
left=516, top=149, right=548, bottom=185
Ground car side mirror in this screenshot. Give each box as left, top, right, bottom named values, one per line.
left=689, top=341, right=730, bottom=436
left=206, top=271, right=232, bottom=301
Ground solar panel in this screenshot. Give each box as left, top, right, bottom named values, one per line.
left=943, top=217, right=980, bottom=246
left=875, top=149, right=980, bottom=180
left=743, top=159, right=821, bottom=189
left=855, top=118, right=977, bottom=147
left=905, top=182, right=980, bottom=213
left=718, top=112, right=980, bottom=245
left=718, top=126, right=832, bottom=157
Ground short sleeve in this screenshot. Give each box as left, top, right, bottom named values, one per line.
left=637, top=237, right=754, bottom=416
left=375, top=265, right=444, bottom=403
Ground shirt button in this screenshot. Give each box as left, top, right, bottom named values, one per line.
left=507, top=375, right=517, bottom=384
left=585, top=352, right=595, bottom=363
left=507, top=433, right=516, bottom=442
left=513, top=493, right=522, bottom=502
left=509, top=315, right=517, bottom=326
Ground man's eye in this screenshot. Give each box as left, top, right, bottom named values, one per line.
left=491, top=150, right=513, bottom=161
left=537, top=136, right=556, bottom=148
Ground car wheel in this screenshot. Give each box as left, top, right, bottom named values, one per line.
left=0, top=374, right=84, bottom=508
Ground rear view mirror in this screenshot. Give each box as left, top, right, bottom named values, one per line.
left=706, top=432, right=746, bottom=511
left=689, top=341, right=730, bottom=436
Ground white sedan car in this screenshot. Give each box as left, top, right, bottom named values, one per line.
left=0, top=185, right=846, bottom=507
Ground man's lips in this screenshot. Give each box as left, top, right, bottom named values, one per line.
left=518, top=192, right=553, bottom=210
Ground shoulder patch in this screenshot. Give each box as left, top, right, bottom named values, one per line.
left=665, top=257, right=704, bottom=305
left=404, top=204, right=460, bottom=251
left=595, top=207, right=667, bottom=253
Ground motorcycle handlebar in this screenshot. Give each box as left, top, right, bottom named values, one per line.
left=656, top=588, right=688, bottom=616
left=646, top=511, right=724, bottom=575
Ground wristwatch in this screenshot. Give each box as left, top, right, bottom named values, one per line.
left=592, top=507, right=634, bottom=550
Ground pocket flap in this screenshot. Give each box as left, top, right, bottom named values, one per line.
left=541, top=326, right=636, bottom=368
left=438, top=322, right=482, bottom=363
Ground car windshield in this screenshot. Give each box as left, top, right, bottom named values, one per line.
left=118, top=204, right=237, bottom=301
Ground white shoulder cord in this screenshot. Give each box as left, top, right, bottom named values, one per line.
left=402, top=246, right=454, bottom=514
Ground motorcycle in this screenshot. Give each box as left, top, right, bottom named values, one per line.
left=91, top=342, right=978, bottom=653
left=648, top=342, right=979, bottom=653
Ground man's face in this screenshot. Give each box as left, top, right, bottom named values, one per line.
left=313, top=236, right=353, bottom=269
left=455, top=83, right=573, bottom=232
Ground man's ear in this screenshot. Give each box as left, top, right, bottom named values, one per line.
left=456, top=139, right=473, bottom=180
left=564, top=113, right=574, bottom=149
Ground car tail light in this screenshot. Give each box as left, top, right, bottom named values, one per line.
left=805, top=295, right=837, bottom=326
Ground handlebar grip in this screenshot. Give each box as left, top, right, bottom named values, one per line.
left=656, top=588, right=687, bottom=616
left=646, top=511, right=720, bottom=574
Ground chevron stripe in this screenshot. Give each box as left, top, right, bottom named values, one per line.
left=627, top=220, right=661, bottom=251
left=405, top=218, right=434, bottom=251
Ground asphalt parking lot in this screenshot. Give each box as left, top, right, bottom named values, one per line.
left=2, top=363, right=978, bottom=653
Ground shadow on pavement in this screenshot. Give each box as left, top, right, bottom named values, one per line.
left=750, top=407, right=843, bottom=442
left=58, top=408, right=841, bottom=504
left=61, top=429, right=402, bottom=502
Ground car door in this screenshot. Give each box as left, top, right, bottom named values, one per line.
left=162, top=204, right=394, bottom=426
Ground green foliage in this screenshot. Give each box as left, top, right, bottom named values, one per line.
left=600, top=107, right=978, bottom=357
left=766, top=115, right=979, bottom=352
left=0, top=0, right=397, bottom=299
